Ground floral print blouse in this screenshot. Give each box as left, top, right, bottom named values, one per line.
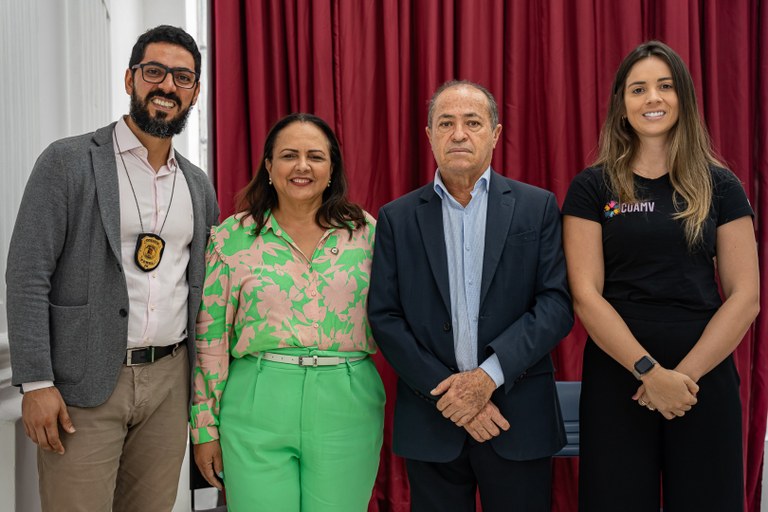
left=190, top=211, right=376, bottom=444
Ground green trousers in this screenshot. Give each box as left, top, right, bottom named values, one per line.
left=219, top=350, right=385, bottom=511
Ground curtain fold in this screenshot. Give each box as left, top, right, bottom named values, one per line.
left=210, top=1, right=767, bottom=509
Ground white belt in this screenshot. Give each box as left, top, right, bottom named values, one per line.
left=257, top=352, right=367, bottom=367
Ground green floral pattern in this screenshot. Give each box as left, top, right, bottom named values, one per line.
left=190, top=212, right=376, bottom=443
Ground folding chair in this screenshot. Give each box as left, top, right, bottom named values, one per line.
left=555, top=381, right=581, bottom=457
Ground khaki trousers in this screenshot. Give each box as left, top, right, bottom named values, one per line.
left=38, top=345, right=189, bottom=512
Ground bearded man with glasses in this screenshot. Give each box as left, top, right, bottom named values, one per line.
left=6, top=25, right=219, bottom=512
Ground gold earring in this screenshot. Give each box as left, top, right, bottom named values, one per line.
left=327, top=179, right=332, bottom=188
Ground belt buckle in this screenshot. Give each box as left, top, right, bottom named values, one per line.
left=126, top=346, right=154, bottom=366
left=298, top=355, right=318, bottom=367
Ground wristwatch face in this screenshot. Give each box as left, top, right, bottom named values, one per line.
left=634, top=356, right=655, bottom=375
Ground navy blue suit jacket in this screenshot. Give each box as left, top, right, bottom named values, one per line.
left=368, top=171, right=573, bottom=462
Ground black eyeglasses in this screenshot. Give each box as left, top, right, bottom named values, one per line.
left=131, top=62, right=199, bottom=89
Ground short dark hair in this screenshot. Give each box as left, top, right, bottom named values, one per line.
left=129, top=25, right=201, bottom=75
left=427, top=80, right=499, bottom=128
left=237, top=113, right=366, bottom=236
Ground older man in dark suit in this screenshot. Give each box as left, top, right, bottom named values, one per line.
left=368, top=80, right=573, bottom=511
left=6, top=26, right=218, bottom=512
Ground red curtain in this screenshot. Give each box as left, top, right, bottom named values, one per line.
left=210, top=1, right=767, bottom=510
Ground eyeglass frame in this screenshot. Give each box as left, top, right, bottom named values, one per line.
left=131, top=62, right=200, bottom=89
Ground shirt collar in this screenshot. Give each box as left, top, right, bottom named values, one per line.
left=255, top=210, right=344, bottom=237
left=433, top=166, right=491, bottom=200
left=255, top=211, right=293, bottom=237
left=114, top=116, right=179, bottom=170
left=258, top=211, right=279, bottom=236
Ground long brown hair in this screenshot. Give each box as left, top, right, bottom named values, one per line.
left=594, top=40, right=722, bottom=247
left=236, top=113, right=365, bottom=235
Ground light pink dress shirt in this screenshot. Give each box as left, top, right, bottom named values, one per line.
left=114, top=118, right=194, bottom=349
left=23, top=119, right=196, bottom=392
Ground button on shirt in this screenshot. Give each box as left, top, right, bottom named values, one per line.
left=114, top=118, right=194, bottom=348
left=434, top=168, right=504, bottom=387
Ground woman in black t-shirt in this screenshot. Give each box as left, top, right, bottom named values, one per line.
left=563, top=41, right=758, bottom=511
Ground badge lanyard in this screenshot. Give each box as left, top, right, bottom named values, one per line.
left=114, top=133, right=177, bottom=272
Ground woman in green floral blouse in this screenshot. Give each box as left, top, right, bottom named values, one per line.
left=190, top=113, right=385, bottom=511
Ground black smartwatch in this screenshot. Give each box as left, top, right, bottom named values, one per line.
left=632, top=355, right=657, bottom=380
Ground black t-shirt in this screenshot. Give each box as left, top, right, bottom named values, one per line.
left=562, top=166, right=753, bottom=314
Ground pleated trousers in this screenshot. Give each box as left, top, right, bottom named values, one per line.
left=219, top=350, right=385, bottom=512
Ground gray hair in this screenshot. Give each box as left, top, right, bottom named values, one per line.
left=427, top=80, right=499, bottom=128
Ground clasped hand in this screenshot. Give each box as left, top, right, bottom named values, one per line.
left=462, top=401, right=510, bottom=442
left=431, top=368, right=509, bottom=442
left=633, top=367, right=698, bottom=420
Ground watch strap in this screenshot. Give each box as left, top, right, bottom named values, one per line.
left=632, top=355, right=657, bottom=380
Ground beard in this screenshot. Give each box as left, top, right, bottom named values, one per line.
left=129, top=90, right=193, bottom=139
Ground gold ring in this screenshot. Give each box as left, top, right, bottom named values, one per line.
left=638, top=399, right=647, bottom=407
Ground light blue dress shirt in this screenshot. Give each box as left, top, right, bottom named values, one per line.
left=434, top=168, right=504, bottom=388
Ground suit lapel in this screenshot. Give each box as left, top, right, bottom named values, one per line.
left=179, top=157, right=206, bottom=286
left=480, top=172, right=515, bottom=305
left=91, top=124, right=122, bottom=263
left=415, top=186, right=451, bottom=313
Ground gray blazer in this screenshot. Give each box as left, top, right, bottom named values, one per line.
left=6, top=122, right=219, bottom=407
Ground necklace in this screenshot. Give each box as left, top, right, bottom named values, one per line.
left=632, top=167, right=667, bottom=179
left=114, top=133, right=177, bottom=272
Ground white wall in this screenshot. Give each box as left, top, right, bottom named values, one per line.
left=109, top=0, right=204, bottom=167
left=0, top=1, right=112, bottom=508
left=0, top=0, right=205, bottom=510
